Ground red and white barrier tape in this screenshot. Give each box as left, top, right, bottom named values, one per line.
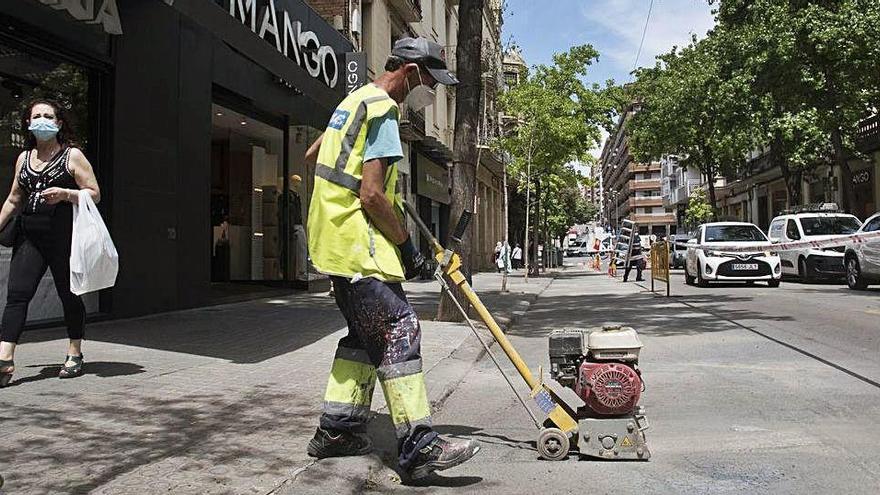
left=664, top=229, right=880, bottom=254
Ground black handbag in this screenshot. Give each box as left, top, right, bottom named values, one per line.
left=0, top=215, right=19, bottom=247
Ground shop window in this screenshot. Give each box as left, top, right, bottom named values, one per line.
left=0, top=41, right=100, bottom=319
left=211, top=104, right=285, bottom=283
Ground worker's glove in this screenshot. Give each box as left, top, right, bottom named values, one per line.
left=397, top=236, right=425, bottom=280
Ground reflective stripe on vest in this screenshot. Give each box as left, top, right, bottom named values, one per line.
left=315, top=94, right=391, bottom=194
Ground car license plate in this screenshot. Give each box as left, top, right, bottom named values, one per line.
left=732, top=263, right=758, bottom=270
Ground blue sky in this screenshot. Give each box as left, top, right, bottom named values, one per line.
left=502, top=0, right=716, bottom=86
left=501, top=0, right=716, bottom=159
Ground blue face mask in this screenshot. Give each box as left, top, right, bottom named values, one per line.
left=28, top=117, right=60, bottom=142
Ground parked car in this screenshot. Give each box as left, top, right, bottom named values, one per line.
left=685, top=222, right=782, bottom=287
left=565, top=240, right=588, bottom=257
left=844, top=212, right=880, bottom=290
left=668, top=234, right=691, bottom=269
left=767, top=204, right=861, bottom=282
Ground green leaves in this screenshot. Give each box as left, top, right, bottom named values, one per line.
left=498, top=44, right=614, bottom=238
left=634, top=0, right=880, bottom=208
left=685, top=187, right=714, bottom=228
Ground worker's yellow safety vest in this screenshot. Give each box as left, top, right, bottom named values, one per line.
left=307, top=84, right=405, bottom=281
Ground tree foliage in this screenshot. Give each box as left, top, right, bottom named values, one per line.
left=630, top=0, right=880, bottom=211
left=685, top=187, right=714, bottom=228
left=498, top=44, right=618, bottom=266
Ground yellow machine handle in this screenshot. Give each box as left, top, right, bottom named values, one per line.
left=402, top=201, right=579, bottom=434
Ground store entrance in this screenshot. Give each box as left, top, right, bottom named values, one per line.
left=210, top=104, right=287, bottom=285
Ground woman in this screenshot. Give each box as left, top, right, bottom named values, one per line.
left=0, top=99, right=100, bottom=387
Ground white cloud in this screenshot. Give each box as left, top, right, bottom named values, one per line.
left=580, top=0, right=715, bottom=77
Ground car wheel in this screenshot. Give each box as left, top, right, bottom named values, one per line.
left=696, top=265, right=709, bottom=287
left=846, top=257, right=868, bottom=290
left=798, top=257, right=813, bottom=283
left=768, top=279, right=780, bottom=288
left=684, top=265, right=695, bottom=285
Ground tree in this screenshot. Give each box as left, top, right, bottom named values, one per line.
left=499, top=44, right=619, bottom=276
left=684, top=187, right=713, bottom=229
left=712, top=0, right=880, bottom=209
left=628, top=34, right=758, bottom=212
left=436, top=0, right=484, bottom=322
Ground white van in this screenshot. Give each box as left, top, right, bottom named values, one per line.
left=767, top=204, right=862, bottom=282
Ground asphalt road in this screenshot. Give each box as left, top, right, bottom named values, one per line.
left=420, top=257, right=880, bottom=494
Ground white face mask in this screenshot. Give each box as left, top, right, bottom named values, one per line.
left=404, top=66, right=436, bottom=112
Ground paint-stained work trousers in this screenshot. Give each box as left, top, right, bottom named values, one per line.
left=320, top=276, right=432, bottom=440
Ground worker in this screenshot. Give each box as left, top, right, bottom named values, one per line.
left=303, top=37, right=479, bottom=479
left=623, top=232, right=645, bottom=282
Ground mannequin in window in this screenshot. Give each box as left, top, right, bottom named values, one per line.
left=278, top=174, right=307, bottom=280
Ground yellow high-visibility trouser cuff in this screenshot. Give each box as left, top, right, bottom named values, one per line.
left=323, top=357, right=377, bottom=420
left=380, top=371, right=432, bottom=438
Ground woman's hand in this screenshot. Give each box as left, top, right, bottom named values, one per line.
left=41, top=187, right=76, bottom=205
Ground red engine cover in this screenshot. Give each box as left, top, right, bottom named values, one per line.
left=575, top=361, right=642, bottom=416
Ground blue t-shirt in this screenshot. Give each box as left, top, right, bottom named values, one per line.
left=363, top=110, right=403, bottom=165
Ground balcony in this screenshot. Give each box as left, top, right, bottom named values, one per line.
left=628, top=196, right=663, bottom=209
left=399, top=108, right=425, bottom=141
left=633, top=213, right=676, bottom=225
left=630, top=178, right=660, bottom=191
left=857, top=114, right=880, bottom=153
left=387, top=0, right=422, bottom=23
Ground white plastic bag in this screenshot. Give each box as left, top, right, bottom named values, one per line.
left=70, top=190, right=119, bottom=295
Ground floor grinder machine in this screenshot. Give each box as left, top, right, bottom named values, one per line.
left=403, top=202, right=651, bottom=461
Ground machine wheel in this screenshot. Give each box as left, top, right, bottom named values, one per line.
left=847, top=257, right=868, bottom=290
left=537, top=428, right=570, bottom=461
left=684, top=266, right=695, bottom=285
left=768, top=279, right=780, bottom=288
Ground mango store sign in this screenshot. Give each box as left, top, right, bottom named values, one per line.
left=224, top=0, right=339, bottom=89
left=35, top=0, right=123, bottom=35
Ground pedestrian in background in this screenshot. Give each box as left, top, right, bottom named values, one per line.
left=0, top=99, right=101, bottom=387
left=303, top=37, right=479, bottom=479
left=496, top=241, right=511, bottom=273
left=493, top=241, right=502, bottom=265
left=623, top=232, right=645, bottom=282
left=512, top=243, right=523, bottom=269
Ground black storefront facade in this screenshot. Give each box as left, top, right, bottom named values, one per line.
left=1, top=0, right=354, bottom=319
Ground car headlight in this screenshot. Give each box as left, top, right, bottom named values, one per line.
left=707, top=251, right=722, bottom=257
left=764, top=250, right=775, bottom=257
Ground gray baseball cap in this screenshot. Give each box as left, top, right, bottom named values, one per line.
left=391, top=37, right=459, bottom=86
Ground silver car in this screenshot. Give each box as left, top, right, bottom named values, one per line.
left=844, top=212, right=880, bottom=290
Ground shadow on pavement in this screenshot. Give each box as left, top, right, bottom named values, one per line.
left=505, top=281, right=794, bottom=339
left=18, top=294, right=345, bottom=364
left=0, top=385, right=318, bottom=494
left=7, top=361, right=146, bottom=387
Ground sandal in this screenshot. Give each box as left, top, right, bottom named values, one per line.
left=0, top=359, right=13, bottom=388
left=59, top=354, right=84, bottom=379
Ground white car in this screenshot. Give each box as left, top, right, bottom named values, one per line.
left=844, top=212, right=880, bottom=290
left=767, top=209, right=861, bottom=282
left=684, top=222, right=782, bottom=287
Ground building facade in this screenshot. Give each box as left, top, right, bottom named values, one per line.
left=310, top=0, right=506, bottom=272
left=598, top=104, right=676, bottom=236
left=0, top=0, right=505, bottom=325
left=1, top=0, right=355, bottom=320
left=715, top=116, right=880, bottom=231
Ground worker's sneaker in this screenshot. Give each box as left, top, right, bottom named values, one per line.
left=408, top=435, right=481, bottom=479
left=307, top=427, right=373, bottom=458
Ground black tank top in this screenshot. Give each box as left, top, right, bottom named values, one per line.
left=18, top=147, right=78, bottom=215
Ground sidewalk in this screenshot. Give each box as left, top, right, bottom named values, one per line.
left=0, top=270, right=552, bottom=495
